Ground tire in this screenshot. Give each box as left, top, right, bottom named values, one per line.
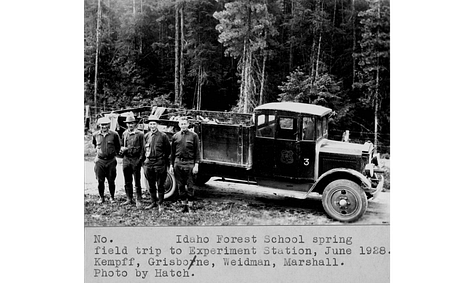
left=140, top=168, right=177, bottom=200
left=322, top=179, right=368, bottom=222
left=163, top=169, right=177, bottom=200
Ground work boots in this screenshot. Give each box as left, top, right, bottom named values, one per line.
left=145, top=202, right=158, bottom=210
left=181, top=200, right=189, bottom=213
left=179, top=199, right=197, bottom=213
left=136, top=198, right=143, bottom=208
left=136, top=190, right=143, bottom=208
left=122, top=198, right=133, bottom=205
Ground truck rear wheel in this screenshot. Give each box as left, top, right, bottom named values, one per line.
left=141, top=168, right=177, bottom=200
left=322, top=179, right=368, bottom=222
left=164, top=170, right=177, bottom=200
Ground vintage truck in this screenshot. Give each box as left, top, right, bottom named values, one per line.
left=106, top=102, right=384, bottom=222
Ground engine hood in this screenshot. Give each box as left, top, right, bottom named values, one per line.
left=319, top=139, right=373, bottom=156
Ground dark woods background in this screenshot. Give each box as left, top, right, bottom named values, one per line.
left=84, top=0, right=390, bottom=153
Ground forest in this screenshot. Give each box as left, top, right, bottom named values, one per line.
left=84, top=0, right=390, bottom=153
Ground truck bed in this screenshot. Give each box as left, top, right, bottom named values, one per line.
left=196, top=123, right=253, bottom=169
left=155, top=109, right=254, bottom=169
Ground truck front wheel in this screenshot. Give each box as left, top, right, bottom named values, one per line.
left=322, top=179, right=368, bottom=222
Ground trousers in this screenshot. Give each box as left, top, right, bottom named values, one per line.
left=143, top=165, right=167, bottom=204
left=173, top=162, right=195, bottom=201
left=123, top=159, right=142, bottom=201
left=94, top=158, right=117, bottom=198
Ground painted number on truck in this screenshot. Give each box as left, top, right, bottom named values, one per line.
left=303, top=158, right=310, bottom=166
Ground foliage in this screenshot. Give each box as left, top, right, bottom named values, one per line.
left=84, top=0, right=390, bottom=152
left=213, top=0, right=277, bottom=58
left=277, top=66, right=343, bottom=111
left=213, top=0, right=278, bottom=113
left=353, top=0, right=390, bottom=138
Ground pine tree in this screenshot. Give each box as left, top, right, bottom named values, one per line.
left=353, top=0, right=390, bottom=151
left=214, top=0, right=277, bottom=113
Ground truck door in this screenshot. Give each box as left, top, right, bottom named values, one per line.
left=253, top=113, right=276, bottom=177
left=273, top=116, right=299, bottom=179
left=273, top=116, right=316, bottom=181
left=299, top=116, right=316, bottom=180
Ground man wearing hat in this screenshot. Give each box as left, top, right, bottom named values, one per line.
left=120, top=115, right=145, bottom=207
left=92, top=116, right=121, bottom=204
left=141, top=115, right=171, bottom=212
left=170, top=117, right=200, bottom=213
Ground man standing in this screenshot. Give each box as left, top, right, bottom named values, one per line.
left=171, top=117, right=200, bottom=213
left=120, top=115, right=144, bottom=207
left=92, top=117, right=121, bottom=204
left=142, top=115, right=171, bottom=212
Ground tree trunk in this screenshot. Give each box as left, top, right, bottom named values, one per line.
left=311, top=1, right=323, bottom=101
left=374, top=0, right=381, bottom=152
left=197, top=65, right=203, bottom=110
left=94, top=0, right=101, bottom=118
left=310, top=35, right=316, bottom=85
left=179, top=4, right=184, bottom=106
left=329, top=0, right=336, bottom=73
left=352, top=0, right=356, bottom=88
left=259, top=51, right=267, bottom=105
left=315, top=32, right=321, bottom=80
left=241, top=44, right=247, bottom=113
left=244, top=48, right=252, bottom=113
left=174, top=1, right=180, bottom=105
left=289, top=0, right=294, bottom=71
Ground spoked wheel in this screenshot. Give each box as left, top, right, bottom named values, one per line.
left=322, top=179, right=368, bottom=222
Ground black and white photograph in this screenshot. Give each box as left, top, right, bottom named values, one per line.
left=84, top=0, right=390, bottom=227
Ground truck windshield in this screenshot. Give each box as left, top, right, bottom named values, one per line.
left=322, top=116, right=328, bottom=137
left=316, top=119, right=322, bottom=139
left=302, top=116, right=315, bottom=141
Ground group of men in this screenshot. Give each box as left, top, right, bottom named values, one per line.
left=91, top=114, right=200, bottom=214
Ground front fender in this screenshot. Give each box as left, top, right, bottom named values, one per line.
left=306, top=168, right=373, bottom=196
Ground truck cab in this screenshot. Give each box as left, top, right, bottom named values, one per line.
left=252, top=102, right=384, bottom=222
left=253, top=102, right=331, bottom=183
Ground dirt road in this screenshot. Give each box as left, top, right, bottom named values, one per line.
left=84, top=160, right=389, bottom=225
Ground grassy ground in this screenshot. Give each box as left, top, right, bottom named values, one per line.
left=84, top=193, right=333, bottom=226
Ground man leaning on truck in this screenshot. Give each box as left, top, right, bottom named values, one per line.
left=171, top=117, right=200, bottom=213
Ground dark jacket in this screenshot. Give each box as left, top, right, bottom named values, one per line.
left=122, top=129, right=145, bottom=166
left=171, top=130, right=201, bottom=166
left=142, top=130, right=170, bottom=168
left=92, top=130, right=121, bottom=159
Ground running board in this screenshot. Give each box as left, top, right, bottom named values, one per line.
left=213, top=177, right=321, bottom=200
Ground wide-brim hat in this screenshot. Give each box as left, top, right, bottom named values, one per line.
left=124, top=115, right=136, bottom=123
left=147, top=115, right=160, bottom=123
left=97, top=117, right=111, bottom=124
